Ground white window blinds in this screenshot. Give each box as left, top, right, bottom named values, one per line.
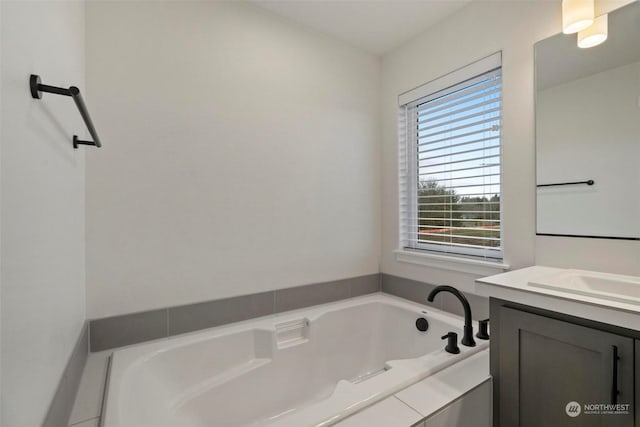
left=399, top=56, right=503, bottom=261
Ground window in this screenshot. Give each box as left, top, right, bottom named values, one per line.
left=399, top=54, right=503, bottom=261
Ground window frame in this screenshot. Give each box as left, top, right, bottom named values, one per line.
left=398, top=53, right=504, bottom=263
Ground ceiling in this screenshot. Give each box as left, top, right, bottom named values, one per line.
left=249, top=0, right=472, bottom=55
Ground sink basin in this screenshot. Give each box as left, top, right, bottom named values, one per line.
left=528, top=269, right=640, bottom=306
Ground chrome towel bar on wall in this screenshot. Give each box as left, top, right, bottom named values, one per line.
left=537, top=180, right=594, bottom=188
left=29, top=74, right=102, bottom=149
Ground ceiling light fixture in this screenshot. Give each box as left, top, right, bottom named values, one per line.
left=577, top=14, right=608, bottom=48
left=562, top=0, right=595, bottom=34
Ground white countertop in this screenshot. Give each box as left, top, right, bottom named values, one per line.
left=475, top=266, right=640, bottom=331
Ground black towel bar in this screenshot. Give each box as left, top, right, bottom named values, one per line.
left=30, top=74, right=102, bottom=149
left=537, top=180, right=594, bottom=188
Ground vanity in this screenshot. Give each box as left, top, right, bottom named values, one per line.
left=477, top=267, right=639, bottom=427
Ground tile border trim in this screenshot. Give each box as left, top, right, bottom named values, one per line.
left=42, top=322, right=89, bottom=427
left=381, top=273, right=490, bottom=320
left=89, top=273, right=381, bottom=352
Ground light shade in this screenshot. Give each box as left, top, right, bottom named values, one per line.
left=578, top=14, right=608, bottom=48
left=562, top=0, right=595, bottom=34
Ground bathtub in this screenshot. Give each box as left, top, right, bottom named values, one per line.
left=102, top=293, right=488, bottom=427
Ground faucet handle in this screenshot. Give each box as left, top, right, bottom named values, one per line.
left=477, top=318, right=490, bottom=340
left=441, top=332, right=461, bottom=354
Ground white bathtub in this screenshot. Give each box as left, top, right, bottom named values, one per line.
left=102, top=293, right=488, bottom=427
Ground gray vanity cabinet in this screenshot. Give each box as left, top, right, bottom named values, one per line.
left=496, top=306, right=635, bottom=427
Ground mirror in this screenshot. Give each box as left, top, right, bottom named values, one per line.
left=535, top=1, right=640, bottom=240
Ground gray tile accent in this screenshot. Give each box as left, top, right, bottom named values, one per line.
left=274, top=278, right=351, bottom=313
left=88, top=274, right=487, bottom=352
left=68, top=351, right=111, bottom=425
left=43, top=323, right=89, bottom=427
left=348, top=273, right=381, bottom=297
left=381, top=274, right=439, bottom=307
left=168, top=291, right=274, bottom=336
left=89, top=274, right=380, bottom=351
left=381, top=273, right=489, bottom=320
left=439, top=291, right=489, bottom=321
left=89, top=309, right=167, bottom=352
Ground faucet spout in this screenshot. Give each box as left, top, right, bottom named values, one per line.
left=428, top=285, right=476, bottom=347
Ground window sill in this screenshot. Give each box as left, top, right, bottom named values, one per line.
left=394, top=249, right=510, bottom=276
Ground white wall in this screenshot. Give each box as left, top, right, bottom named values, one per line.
left=0, top=2, right=86, bottom=426
left=537, top=61, right=640, bottom=238
left=381, top=0, right=639, bottom=288
left=85, top=1, right=381, bottom=318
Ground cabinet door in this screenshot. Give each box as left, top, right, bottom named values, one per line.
left=499, top=307, right=634, bottom=427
